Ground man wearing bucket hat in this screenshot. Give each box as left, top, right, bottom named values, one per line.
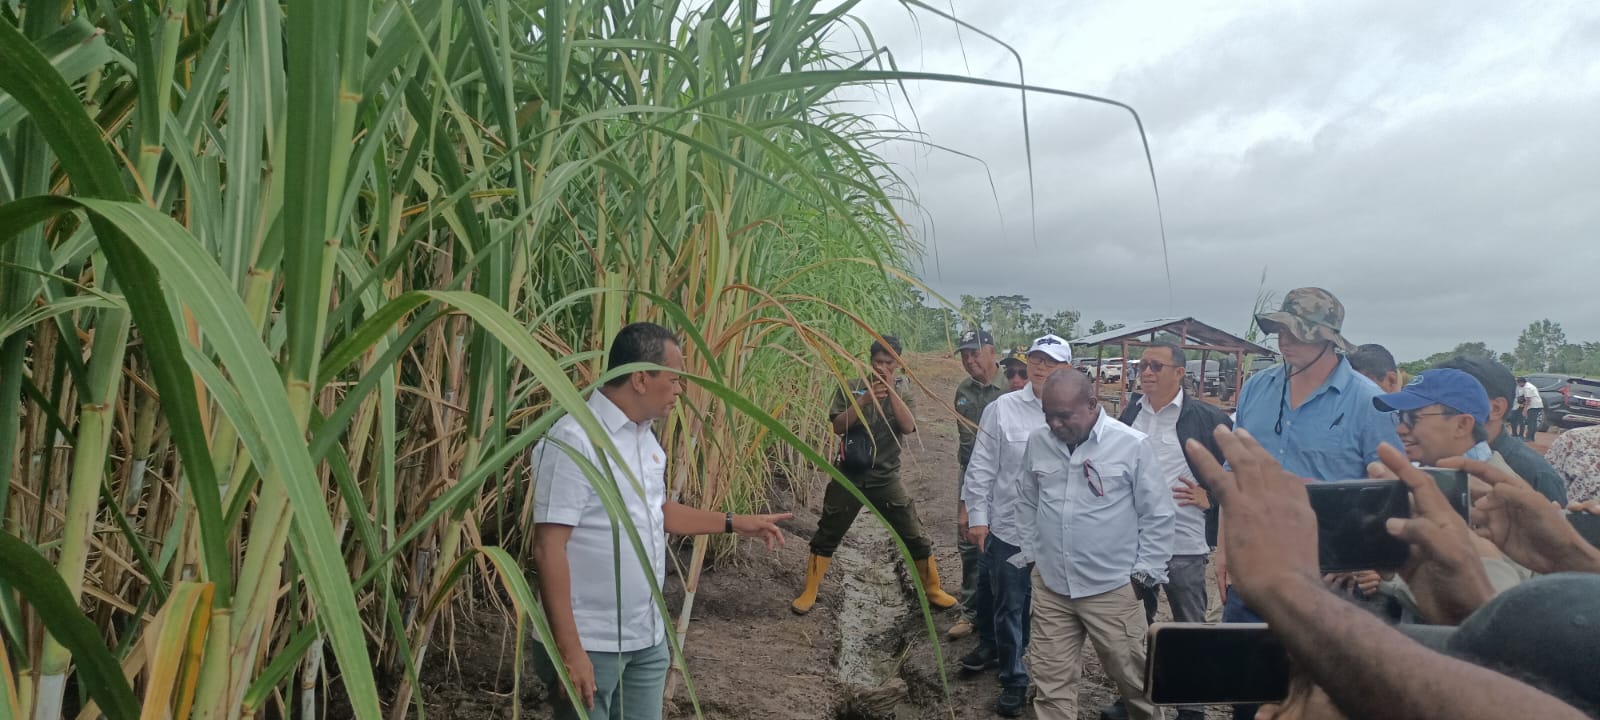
left=1222, top=288, right=1402, bottom=719
left=1234, top=287, right=1401, bottom=485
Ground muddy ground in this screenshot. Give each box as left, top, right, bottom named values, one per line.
left=411, top=353, right=1564, bottom=719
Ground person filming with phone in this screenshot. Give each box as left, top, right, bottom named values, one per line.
left=791, top=335, right=959, bottom=615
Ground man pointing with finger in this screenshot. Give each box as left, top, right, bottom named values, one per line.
left=958, top=333, right=1067, bottom=716
left=531, top=322, right=791, bottom=720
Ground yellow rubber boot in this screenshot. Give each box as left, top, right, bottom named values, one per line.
left=790, top=553, right=831, bottom=615
left=915, top=557, right=960, bottom=609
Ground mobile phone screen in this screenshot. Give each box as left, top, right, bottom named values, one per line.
left=1307, top=480, right=1410, bottom=572
left=1419, top=466, right=1470, bottom=521
left=1569, top=512, right=1600, bottom=547
left=1147, top=623, right=1290, bottom=705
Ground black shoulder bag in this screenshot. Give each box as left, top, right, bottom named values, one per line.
left=836, top=422, right=876, bottom=471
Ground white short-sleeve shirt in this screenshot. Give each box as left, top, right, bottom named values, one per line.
left=531, top=390, right=669, bottom=652
left=1520, top=382, right=1544, bottom=409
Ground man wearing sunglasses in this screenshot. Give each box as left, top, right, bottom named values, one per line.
left=1224, top=287, right=1401, bottom=719
left=1366, top=368, right=1536, bottom=621
left=1001, top=355, right=1029, bottom=391
left=1099, top=341, right=1232, bottom=720
left=959, top=333, right=1072, bottom=716
left=952, top=328, right=1008, bottom=640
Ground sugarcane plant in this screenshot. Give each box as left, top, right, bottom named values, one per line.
left=0, top=0, right=954, bottom=717
left=0, top=0, right=1167, bottom=717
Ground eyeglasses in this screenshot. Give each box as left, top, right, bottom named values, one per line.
left=1083, top=459, right=1105, bottom=497
left=1395, top=409, right=1455, bottom=427
left=1139, top=360, right=1176, bottom=374
left=1027, top=355, right=1061, bottom=367
left=1004, top=367, right=1028, bottom=379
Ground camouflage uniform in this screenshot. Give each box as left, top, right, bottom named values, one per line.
left=809, top=379, right=932, bottom=559
left=954, top=369, right=1006, bottom=616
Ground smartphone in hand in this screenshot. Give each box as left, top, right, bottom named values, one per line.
left=1569, top=512, right=1600, bottom=547
left=1307, top=480, right=1410, bottom=572
left=1419, top=466, right=1470, bottom=521
left=1146, top=622, right=1291, bottom=705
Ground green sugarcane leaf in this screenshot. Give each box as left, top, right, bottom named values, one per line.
left=0, top=531, right=138, bottom=720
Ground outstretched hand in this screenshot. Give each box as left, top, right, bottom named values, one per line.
left=733, top=513, right=793, bottom=551
left=1378, top=444, right=1494, bottom=624
left=1184, top=427, right=1318, bottom=608
left=1447, top=457, right=1600, bottom=574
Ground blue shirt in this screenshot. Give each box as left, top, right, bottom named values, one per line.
left=1235, top=357, right=1402, bottom=482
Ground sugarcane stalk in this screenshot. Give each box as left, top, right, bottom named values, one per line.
left=34, top=305, right=130, bottom=720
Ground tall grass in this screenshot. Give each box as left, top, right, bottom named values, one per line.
left=1, top=1, right=1168, bottom=717
left=0, top=1, right=922, bottom=717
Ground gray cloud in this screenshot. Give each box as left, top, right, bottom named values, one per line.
left=842, top=0, right=1600, bottom=360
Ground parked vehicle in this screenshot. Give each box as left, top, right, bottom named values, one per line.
left=1186, top=360, right=1222, bottom=395
left=1524, top=373, right=1600, bottom=430
left=1099, top=358, right=1125, bottom=383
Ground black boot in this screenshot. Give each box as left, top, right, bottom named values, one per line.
left=996, top=686, right=1027, bottom=717
left=959, top=644, right=999, bottom=672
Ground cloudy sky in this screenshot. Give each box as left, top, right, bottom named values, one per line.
left=835, top=0, right=1600, bottom=361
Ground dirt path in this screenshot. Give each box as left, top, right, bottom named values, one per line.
left=419, top=353, right=1202, bottom=718
left=662, top=352, right=1159, bottom=719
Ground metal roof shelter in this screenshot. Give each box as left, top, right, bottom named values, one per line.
left=1071, top=317, right=1276, bottom=410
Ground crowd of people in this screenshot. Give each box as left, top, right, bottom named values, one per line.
left=522, top=288, right=1600, bottom=720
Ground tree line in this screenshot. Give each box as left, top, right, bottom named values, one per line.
left=1402, top=319, right=1600, bottom=377
left=894, top=287, right=1123, bottom=353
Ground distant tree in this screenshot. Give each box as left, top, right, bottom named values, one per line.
left=1499, top=352, right=1518, bottom=371
left=1086, top=320, right=1125, bottom=336
left=1024, top=309, right=1081, bottom=344
left=1514, top=319, right=1566, bottom=372
left=888, top=282, right=967, bottom=352
left=1552, top=344, right=1586, bottom=374
left=1405, top=341, right=1501, bottom=375
left=983, top=294, right=1034, bottom=350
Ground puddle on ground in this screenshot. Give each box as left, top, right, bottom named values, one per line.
left=830, top=519, right=918, bottom=718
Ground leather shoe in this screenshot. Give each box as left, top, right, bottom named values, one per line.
left=946, top=618, right=975, bottom=640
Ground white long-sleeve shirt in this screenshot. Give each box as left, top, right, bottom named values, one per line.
left=1017, top=410, right=1177, bottom=598
left=961, top=386, right=1045, bottom=546
left=1128, top=392, right=1209, bottom=556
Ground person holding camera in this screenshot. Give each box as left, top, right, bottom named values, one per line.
left=791, top=335, right=958, bottom=615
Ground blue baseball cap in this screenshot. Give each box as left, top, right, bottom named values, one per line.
left=1372, top=368, right=1490, bottom=424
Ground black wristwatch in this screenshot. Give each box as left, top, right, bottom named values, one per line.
left=724, top=512, right=734, bottom=534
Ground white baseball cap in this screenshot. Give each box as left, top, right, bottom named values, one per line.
left=1026, top=334, right=1073, bottom=363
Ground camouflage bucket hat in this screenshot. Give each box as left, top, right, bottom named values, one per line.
left=1255, top=287, right=1358, bottom=353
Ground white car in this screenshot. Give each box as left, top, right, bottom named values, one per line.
left=1095, top=358, right=1124, bottom=382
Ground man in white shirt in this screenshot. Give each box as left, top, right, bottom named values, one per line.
left=1111, top=341, right=1231, bottom=720
left=1017, top=369, right=1176, bottom=720
left=1516, top=376, right=1544, bottom=441
left=531, top=322, right=790, bottom=720
left=958, top=333, right=1071, bottom=717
